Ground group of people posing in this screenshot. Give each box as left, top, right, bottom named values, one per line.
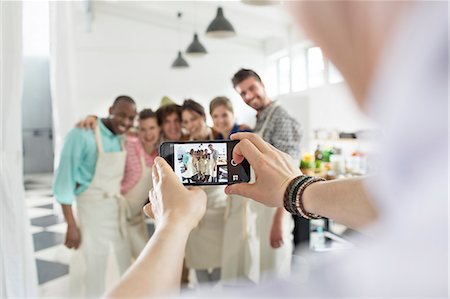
left=52, top=69, right=302, bottom=297
left=182, top=144, right=220, bottom=183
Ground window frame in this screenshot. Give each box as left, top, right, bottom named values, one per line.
left=266, top=44, right=345, bottom=97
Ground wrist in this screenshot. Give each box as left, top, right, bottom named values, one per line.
left=158, top=215, right=195, bottom=232
left=67, top=221, right=77, bottom=228
left=272, top=219, right=283, bottom=228
left=283, top=175, right=325, bottom=219
left=302, top=182, right=321, bottom=215
left=273, top=210, right=284, bottom=225
left=157, top=218, right=195, bottom=235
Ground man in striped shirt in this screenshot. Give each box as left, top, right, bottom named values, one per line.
left=232, top=69, right=308, bottom=249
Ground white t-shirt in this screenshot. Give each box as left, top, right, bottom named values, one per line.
left=182, top=1, right=448, bottom=297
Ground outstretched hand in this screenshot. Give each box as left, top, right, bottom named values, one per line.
left=144, top=157, right=207, bottom=231
left=225, top=133, right=301, bottom=207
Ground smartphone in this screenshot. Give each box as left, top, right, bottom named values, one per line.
left=159, top=140, right=251, bottom=186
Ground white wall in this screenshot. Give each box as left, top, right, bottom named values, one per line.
left=57, top=2, right=376, bottom=149
left=304, top=83, right=376, bottom=132
left=278, top=82, right=377, bottom=151
left=66, top=3, right=264, bottom=127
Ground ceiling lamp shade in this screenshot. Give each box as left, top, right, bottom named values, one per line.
left=186, top=33, right=207, bottom=56
left=206, top=7, right=236, bottom=38
left=171, top=51, right=189, bottom=68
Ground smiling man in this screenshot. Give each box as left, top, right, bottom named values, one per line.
left=232, top=69, right=302, bottom=157
left=232, top=69, right=305, bottom=277
left=52, top=95, right=137, bottom=297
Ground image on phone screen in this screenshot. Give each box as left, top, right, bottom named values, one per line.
left=159, top=140, right=251, bottom=186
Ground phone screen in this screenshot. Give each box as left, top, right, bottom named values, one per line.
left=159, top=140, right=251, bottom=186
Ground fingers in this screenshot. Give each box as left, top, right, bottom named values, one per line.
left=65, top=238, right=80, bottom=249
left=64, top=239, right=71, bottom=249
left=230, top=133, right=271, bottom=153
left=232, top=139, right=263, bottom=166
left=270, top=239, right=283, bottom=249
left=76, top=121, right=88, bottom=130
left=143, top=202, right=154, bottom=219
left=225, top=182, right=259, bottom=200
left=75, top=119, right=96, bottom=130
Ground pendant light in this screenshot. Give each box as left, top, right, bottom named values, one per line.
left=186, top=33, right=207, bottom=55
left=171, top=12, right=189, bottom=68
left=186, top=4, right=207, bottom=56
left=206, top=7, right=236, bottom=38
left=172, top=51, right=189, bottom=68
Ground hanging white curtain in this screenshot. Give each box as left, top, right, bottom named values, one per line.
left=0, top=1, right=38, bottom=297
left=49, top=1, right=79, bottom=166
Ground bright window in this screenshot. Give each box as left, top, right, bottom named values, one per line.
left=266, top=45, right=345, bottom=97
left=292, top=51, right=307, bottom=92
left=23, top=1, right=49, bottom=56
left=307, top=47, right=325, bottom=88
left=278, top=56, right=290, bottom=94
left=265, top=62, right=278, bottom=97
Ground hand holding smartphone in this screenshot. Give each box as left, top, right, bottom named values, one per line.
left=159, top=140, right=251, bottom=186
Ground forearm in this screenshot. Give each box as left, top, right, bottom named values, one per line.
left=61, top=204, right=77, bottom=226
left=302, top=177, right=377, bottom=229
left=106, top=222, right=191, bottom=298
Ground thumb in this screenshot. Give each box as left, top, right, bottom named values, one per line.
left=154, top=157, right=174, bottom=178
left=225, top=183, right=259, bottom=201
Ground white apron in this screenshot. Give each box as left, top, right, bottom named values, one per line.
left=123, top=152, right=151, bottom=259
left=185, top=129, right=227, bottom=270
left=70, top=125, right=131, bottom=297
left=221, top=194, right=260, bottom=283
left=221, top=102, right=293, bottom=283
left=253, top=101, right=294, bottom=279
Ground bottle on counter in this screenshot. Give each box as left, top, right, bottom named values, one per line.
left=314, top=145, right=323, bottom=161
left=314, top=145, right=323, bottom=173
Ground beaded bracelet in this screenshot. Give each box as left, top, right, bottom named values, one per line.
left=283, top=175, right=325, bottom=219
left=283, top=175, right=310, bottom=215
left=296, top=176, right=325, bottom=219
left=283, top=176, right=309, bottom=214
left=289, top=176, right=309, bottom=214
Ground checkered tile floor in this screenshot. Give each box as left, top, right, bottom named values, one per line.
left=24, top=174, right=69, bottom=297
left=25, top=173, right=154, bottom=297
